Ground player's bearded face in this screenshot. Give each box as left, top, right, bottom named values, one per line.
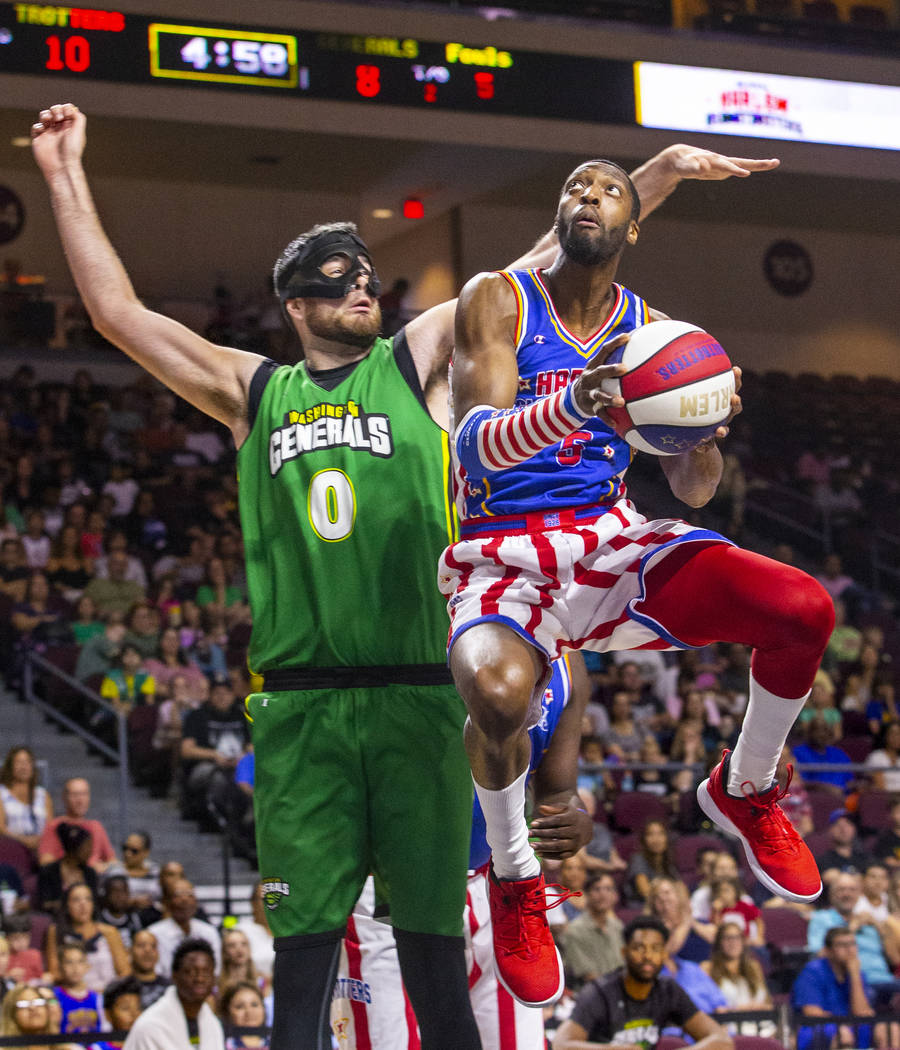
left=556, top=206, right=631, bottom=266
left=302, top=296, right=382, bottom=349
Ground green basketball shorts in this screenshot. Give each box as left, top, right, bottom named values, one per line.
left=247, top=682, right=472, bottom=939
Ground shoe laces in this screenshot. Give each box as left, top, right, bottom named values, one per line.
left=494, top=882, right=581, bottom=960
left=739, top=765, right=801, bottom=854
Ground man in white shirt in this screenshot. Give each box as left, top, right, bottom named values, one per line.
left=146, top=878, right=222, bottom=978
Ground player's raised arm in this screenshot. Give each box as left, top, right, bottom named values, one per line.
left=31, top=104, right=263, bottom=447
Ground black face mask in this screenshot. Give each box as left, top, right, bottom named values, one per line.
left=278, top=231, right=382, bottom=301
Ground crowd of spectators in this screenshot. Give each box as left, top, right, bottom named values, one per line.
left=0, top=361, right=898, bottom=1046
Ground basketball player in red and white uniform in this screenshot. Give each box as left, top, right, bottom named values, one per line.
left=442, top=158, right=834, bottom=1009
left=332, top=656, right=590, bottom=1050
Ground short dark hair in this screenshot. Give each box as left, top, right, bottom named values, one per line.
left=103, top=976, right=143, bottom=1013
left=584, top=872, right=617, bottom=893
left=172, top=937, right=215, bottom=974
left=2, top=913, right=31, bottom=936
left=825, top=926, right=856, bottom=949
left=272, top=221, right=359, bottom=299
left=623, top=915, right=669, bottom=945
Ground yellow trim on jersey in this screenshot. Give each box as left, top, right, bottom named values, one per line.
left=441, top=432, right=460, bottom=543
left=558, top=652, right=573, bottom=702
left=479, top=476, right=494, bottom=517
left=528, top=273, right=629, bottom=359
left=243, top=693, right=254, bottom=723
left=499, top=270, right=525, bottom=347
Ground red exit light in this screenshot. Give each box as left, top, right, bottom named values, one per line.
left=403, top=198, right=424, bottom=219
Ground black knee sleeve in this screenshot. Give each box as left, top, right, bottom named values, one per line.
left=270, top=929, right=343, bottom=1050
left=394, top=928, right=482, bottom=1050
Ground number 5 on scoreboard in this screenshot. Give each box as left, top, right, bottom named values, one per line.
left=308, top=469, right=356, bottom=542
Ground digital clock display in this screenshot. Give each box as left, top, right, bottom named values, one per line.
left=0, top=3, right=635, bottom=125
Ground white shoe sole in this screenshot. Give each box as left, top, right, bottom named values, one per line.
left=492, top=943, right=565, bottom=1008
left=697, top=776, right=822, bottom=904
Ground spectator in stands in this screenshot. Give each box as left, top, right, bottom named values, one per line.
left=4, top=914, right=50, bottom=983
left=798, top=669, right=842, bottom=743
left=123, top=937, right=223, bottom=1050
left=75, top=613, right=127, bottom=682
left=624, top=820, right=680, bottom=905
left=856, top=863, right=892, bottom=924
left=792, top=715, right=855, bottom=792
left=46, top=882, right=130, bottom=992
left=550, top=852, right=590, bottom=928
left=37, top=824, right=98, bottom=914
left=136, top=860, right=197, bottom=928
left=807, top=873, right=900, bottom=1008
left=39, top=777, right=117, bottom=872
left=0, top=863, right=27, bottom=914
left=195, top=557, right=250, bottom=631
left=661, top=953, right=728, bottom=1023
left=818, top=810, right=872, bottom=885
left=824, top=599, right=862, bottom=674
left=793, top=926, right=876, bottom=1050
left=576, top=792, right=628, bottom=876
left=690, top=852, right=754, bottom=922
left=143, top=626, right=207, bottom=699
left=219, top=929, right=268, bottom=997
left=702, top=921, right=774, bottom=1036
left=70, top=594, right=104, bottom=646
left=11, top=571, right=70, bottom=654
left=93, top=531, right=148, bottom=591
left=123, top=602, right=160, bottom=660
left=56, top=457, right=93, bottom=511
left=0, top=745, right=52, bottom=853
left=79, top=509, right=107, bottom=561
left=560, top=872, right=623, bottom=992
left=99, top=643, right=155, bottom=715
left=816, top=554, right=858, bottom=606
left=668, top=722, right=709, bottom=799
left=647, top=876, right=712, bottom=963
left=864, top=721, right=900, bottom=791
left=45, top=523, right=94, bottom=604
left=146, top=878, right=221, bottom=979
left=872, top=799, right=900, bottom=870
left=220, top=980, right=269, bottom=1050
left=554, top=916, right=732, bottom=1050
left=708, top=877, right=764, bottom=947
left=847, top=645, right=898, bottom=732
left=103, top=461, right=140, bottom=521
left=20, top=509, right=51, bottom=569
left=775, top=744, right=814, bottom=838
left=54, top=941, right=101, bottom=1036
left=88, top=976, right=142, bottom=1050
left=0, top=982, right=77, bottom=1050
left=233, top=884, right=273, bottom=983
left=632, top=734, right=674, bottom=799
left=98, top=874, right=142, bottom=948
left=83, top=550, right=145, bottom=617
left=179, top=677, right=250, bottom=822
left=0, top=934, right=12, bottom=996
left=112, top=831, right=160, bottom=910
left=0, top=538, right=30, bottom=598
left=177, top=599, right=227, bottom=679
left=130, top=929, right=168, bottom=1010
left=125, top=490, right=168, bottom=558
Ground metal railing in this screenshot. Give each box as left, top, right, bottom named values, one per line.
left=20, top=649, right=130, bottom=845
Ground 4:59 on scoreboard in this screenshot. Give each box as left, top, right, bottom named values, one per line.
left=0, top=3, right=637, bottom=125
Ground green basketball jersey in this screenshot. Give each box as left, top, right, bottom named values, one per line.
left=236, top=335, right=457, bottom=672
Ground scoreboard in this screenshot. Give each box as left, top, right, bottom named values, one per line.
left=0, top=4, right=636, bottom=125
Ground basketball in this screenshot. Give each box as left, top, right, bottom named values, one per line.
left=600, top=320, right=735, bottom=456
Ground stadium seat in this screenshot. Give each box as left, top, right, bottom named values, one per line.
left=841, top=709, right=869, bottom=736
left=27, top=909, right=51, bottom=952
left=0, top=834, right=36, bottom=878
left=611, top=791, right=668, bottom=832
left=807, top=786, right=841, bottom=830
left=673, top=833, right=727, bottom=881
left=858, top=790, right=895, bottom=831
left=764, top=906, right=809, bottom=950
left=840, top=735, right=873, bottom=763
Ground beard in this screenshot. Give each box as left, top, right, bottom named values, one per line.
left=558, top=214, right=630, bottom=266
left=304, top=300, right=382, bottom=350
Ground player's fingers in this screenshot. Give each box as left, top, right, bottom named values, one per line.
left=732, top=365, right=743, bottom=393
left=31, top=122, right=46, bottom=139
left=728, top=157, right=780, bottom=171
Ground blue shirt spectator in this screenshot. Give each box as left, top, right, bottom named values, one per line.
left=793, top=716, right=854, bottom=789
left=793, top=930, right=874, bottom=1050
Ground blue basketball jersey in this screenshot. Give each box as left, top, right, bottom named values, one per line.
left=56, top=986, right=101, bottom=1034
left=468, top=655, right=573, bottom=870
left=454, top=270, right=650, bottom=520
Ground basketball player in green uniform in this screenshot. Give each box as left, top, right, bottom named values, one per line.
left=31, top=101, right=778, bottom=1049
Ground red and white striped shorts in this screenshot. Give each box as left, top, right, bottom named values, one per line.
left=439, top=497, right=729, bottom=667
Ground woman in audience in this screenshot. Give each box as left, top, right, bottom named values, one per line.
left=37, top=823, right=99, bottom=914
left=219, top=929, right=269, bottom=997
left=70, top=594, right=105, bottom=646
left=624, top=819, right=680, bottom=904
left=45, top=881, right=130, bottom=991
left=0, top=934, right=13, bottom=997
left=0, top=983, right=76, bottom=1050
left=602, top=690, right=647, bottom=764
left=143, top=626, right=207, bottom=699
left=702, top=921, right=775, bottom=1035
left=11, top=571, right=70, bottom=651
left=0, top=745, right=53, bottom=853
left=645, top=875, right=713, bottom=962
left=112, top=831, right=160, bottom=910
left=45, top=523, right=95, bottom=604
left=234, top=884, right=274, bottom=981
left=865, top=720, right=900, bottom=792
left=841, top=641, right=895, bottom=718
left=179, top=599, right=228, bottom=678
left=195, top=556, right=251, bottom=631
left=798, top=668, right=842, bottom=742
left=220, top=981, right=270, bottom=1049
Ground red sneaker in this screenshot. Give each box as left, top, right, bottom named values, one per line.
left=698, top=750, right=822, bottom=903
left=487, top=865, right=569, bottom=1007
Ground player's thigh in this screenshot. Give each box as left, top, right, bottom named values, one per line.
left=365, top=685, right=472, bottom=937
left=248, top=688, right=369, bottom=936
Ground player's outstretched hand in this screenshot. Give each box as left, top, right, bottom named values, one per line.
left=529, top=800, right=593, bottom=860
left=571, top=332, right=628, bottom=420
left=665, top=144, right=780, bottom=180
left=31, top=103, right=86, bottom=180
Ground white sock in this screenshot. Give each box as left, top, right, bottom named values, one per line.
left=728, top=675, right=810, bottom=795
left=473, top=767, right=541, bottom=881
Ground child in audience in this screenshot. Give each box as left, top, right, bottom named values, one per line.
left=4, top=913, right=50, bottom=983
left=54, top=942, right=101, bottom=1035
